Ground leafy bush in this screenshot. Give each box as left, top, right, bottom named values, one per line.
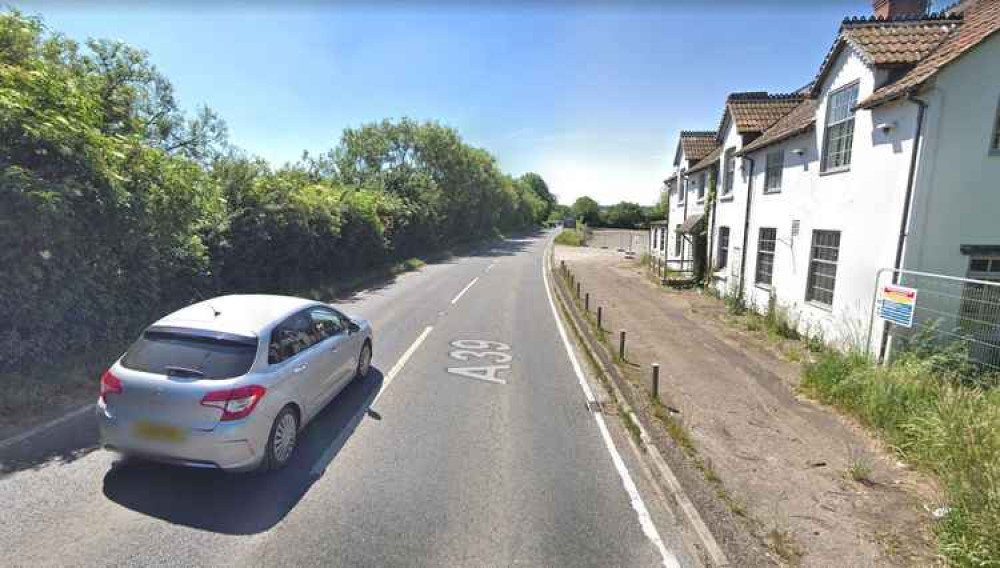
left=0, top=10, right=551, bottom=375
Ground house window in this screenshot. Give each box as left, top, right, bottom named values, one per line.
left=677, top=180, right=686, bottom=204
left=717, top=226, right=730, bottom=270
left=697, top=172, right=706, bottom=201
left=822, top=82, right=859, bottom=172
left=755, top=228, right=777, bottom=286
left=991, top=97, right=1000, bottom=154
left=674, top=225, right=682, bottom=256
left=659, top=227, right=666, bottom=251
left=764, top=149, right=783, bottom=192
left=722, top=149, right=735, bottom=196
left=806, top=230, right=841, bottom=306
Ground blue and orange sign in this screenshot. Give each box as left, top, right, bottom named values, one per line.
left=878, top=284, right=918, bottom=328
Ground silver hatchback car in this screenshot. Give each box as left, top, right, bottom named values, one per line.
left=97, top=294, right=373, bottom=472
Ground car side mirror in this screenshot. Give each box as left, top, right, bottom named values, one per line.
left=347, top=321, right=361, bottom=334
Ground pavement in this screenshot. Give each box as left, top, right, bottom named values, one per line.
left=555, top=244, right=939, bottom=567
left=0, top=231, right=703, bottom=567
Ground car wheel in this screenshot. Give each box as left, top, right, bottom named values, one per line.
left=264, top=406, right=299, bottom=471
left=355, top=341, right=372, bottom=380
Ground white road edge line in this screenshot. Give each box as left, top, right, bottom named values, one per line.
left=0, top=403, right=95, bottom=452
left=541, top=241, right=680, bottom=568
left=484, top=263, right=495, bottom=273
left=312, top=325, right=434, bottom=476
left=450, top=277, right=480, bottom=305
left=372, top=325, right=434, bottom=407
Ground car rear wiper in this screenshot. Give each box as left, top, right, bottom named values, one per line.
left=164, top=366, right=205, bottom=378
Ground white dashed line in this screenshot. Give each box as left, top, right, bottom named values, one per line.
left=373, top=325, right=434, bottom=406
left=450, top=277, right=479, bottom=305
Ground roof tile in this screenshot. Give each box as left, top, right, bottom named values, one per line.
left=740, top=99, right=819, bottom=155
left=679, top=131, right=718, bottom=162
left=722, top=93, right=805, bottom=134
left=862, top=0, right=1000, bottom=107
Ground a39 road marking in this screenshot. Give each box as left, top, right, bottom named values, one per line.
left=446, top=339, right=511, bottom=384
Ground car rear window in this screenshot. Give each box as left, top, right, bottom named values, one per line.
left=121, top=330, right=258, bottom=379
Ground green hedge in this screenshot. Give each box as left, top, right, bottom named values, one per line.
left=0, top=11, right=554, bottom=372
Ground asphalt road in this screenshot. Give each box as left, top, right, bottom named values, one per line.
left=0, top=231, right=700, bottom=567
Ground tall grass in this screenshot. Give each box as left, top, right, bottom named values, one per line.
left=554, top=228, right=585, bottom=246
left=802, top=351, right=1000, bottom=566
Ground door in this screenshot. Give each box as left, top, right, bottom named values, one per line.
left=269, top=310, right=327, bottom=417
left=307, top=306, right=354, bottom=393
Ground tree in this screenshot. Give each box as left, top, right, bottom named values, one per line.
left=571, top=196, right=601, bottom=226
left=604, top=201, right=645, bottom=228
left=519, top=172, right=555, bottom=220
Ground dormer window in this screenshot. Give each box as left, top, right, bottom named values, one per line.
left=822, top=82, right=859, bottom=172
left=722, top=149, right=735, bottom=196
left=696, top=172, right=706, bottom=202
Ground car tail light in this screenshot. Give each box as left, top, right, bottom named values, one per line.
left=100, top=369, right=123, bottom=402
left=201, top=385, right=267, bottom=421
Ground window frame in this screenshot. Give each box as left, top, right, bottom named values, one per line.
left=717, top=226, right=730, bottom=271
left=659, top=227, right=666, bottom=251
left=755, top=227, right=777, bottom=287
left=674, top=224, right=683, bottom=256
left=805, top=230, right=841, bottom=307
left=722, top=149, right=735, bottom=196
left=764, top=149, right=784, bottom=193
left=677, top=178, right=686, bottom=205
left=990, top=96, right=1000, bottom=156
left=821, top=81, right=859, bottom=173
left=696, top=171, right=707, bottom=202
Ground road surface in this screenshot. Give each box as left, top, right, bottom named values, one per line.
left=0, top=232, right=700, bottom=567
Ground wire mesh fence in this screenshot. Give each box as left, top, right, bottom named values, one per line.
left=584, top=229, right=648, bottom=255
left=871, top=268, right=1000, bottom=386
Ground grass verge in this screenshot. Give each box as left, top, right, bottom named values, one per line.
left=554, top=227, right=585, bottom=246
left=801, top=350, right=1000, bottom=566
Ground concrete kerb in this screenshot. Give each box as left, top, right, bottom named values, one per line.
left=549, top=253, right=730, bottom=568
left=0, top=403, right=95, bottom=452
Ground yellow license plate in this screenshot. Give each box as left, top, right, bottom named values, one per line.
left=133, top=421, right=186, bottom=443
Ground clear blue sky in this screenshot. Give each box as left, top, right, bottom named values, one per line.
left=15, top=1, right=893, bottom=206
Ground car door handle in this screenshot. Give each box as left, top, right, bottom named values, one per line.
left=293, top=364, right=308, bottom=373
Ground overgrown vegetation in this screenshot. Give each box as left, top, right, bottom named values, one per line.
left=802, top=350, right=1000, bottom=566
left=0, top=11, right=552, bottom=382
left=554, top=226, right=585, bottom=246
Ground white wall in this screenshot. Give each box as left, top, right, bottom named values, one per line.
left=709, top=119, right=751, bottom=296
left=905, top=35, right=1000, bottom=277
left=741, top=46, right=918, bottom=349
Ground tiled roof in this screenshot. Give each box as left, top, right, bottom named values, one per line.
left=810, top=12, right=962, bottom=97
left=739, top=99, right=819, bottom=155
left=842, top=18, right=959, bottom=64
left=720, top=93, right=805, bottom=135
left=679, top=131, right=718, bottom=162
left=861, top=0, right=1000, bottom=108
left=686, top=144, right=723, bottom=174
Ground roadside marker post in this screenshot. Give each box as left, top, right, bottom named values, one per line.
left=576, top=281, right=581, bottom=298
left=652, top=363, right=660, bottom=399
left=585, top=292, right=590, bottom=311
left=619, top=330, right=626, bottom=361
left=597, top=306, right=603, bottom=330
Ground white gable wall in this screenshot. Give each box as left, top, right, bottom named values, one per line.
left=905, top=34, right=1000, bottom=276
left=740, top=46, right=918, bottom=349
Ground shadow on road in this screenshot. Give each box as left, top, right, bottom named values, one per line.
left=0, top=407, right=100, bottom=476
left=101, top=368, right=385, bottom=535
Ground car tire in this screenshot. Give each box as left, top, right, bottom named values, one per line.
left=263, top=406, right=299, bottom=471
left=355, top=341, right=372, bottom=381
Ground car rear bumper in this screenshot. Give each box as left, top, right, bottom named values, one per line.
left=96, top=400, right=267, bottom=472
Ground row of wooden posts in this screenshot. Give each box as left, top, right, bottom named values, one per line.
left=559, top=260, right=660, bottom=400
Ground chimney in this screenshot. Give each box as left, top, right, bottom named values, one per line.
left=873, top=0, right=930, bottom=18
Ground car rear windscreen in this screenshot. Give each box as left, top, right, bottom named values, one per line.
left=121, top=330, right=258, bottom=379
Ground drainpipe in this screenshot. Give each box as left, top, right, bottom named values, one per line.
left=706, top=167, right=718, bottom=281
left=737, top=155, right=756, bottom=300
left=877, top=92, right=928, bottom=362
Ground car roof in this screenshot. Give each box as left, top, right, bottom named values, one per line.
left=152, top=294, right=324, bottom=337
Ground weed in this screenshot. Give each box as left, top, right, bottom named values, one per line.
left=767, top=526, right=804, bottom=563
left=402, top=257, right=426, bottom=271
left=845, top=457, right=874, bottom=485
